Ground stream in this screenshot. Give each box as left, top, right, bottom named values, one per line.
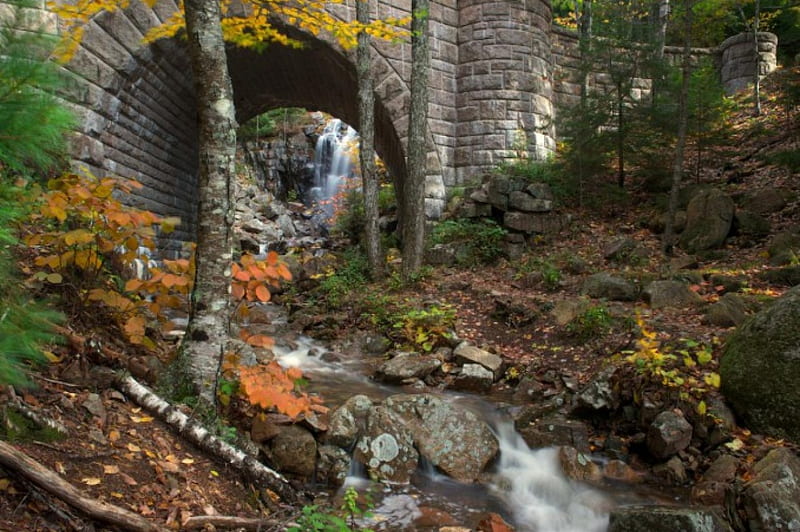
left=271, top=331, right=655, bottom=532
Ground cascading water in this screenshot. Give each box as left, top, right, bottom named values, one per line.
left=271, top=333, right=616, bottom=531
left=311, top=118, right=358, bottom=218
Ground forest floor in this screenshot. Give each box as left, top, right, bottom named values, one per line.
left=1, top=69, right=799, bottom=531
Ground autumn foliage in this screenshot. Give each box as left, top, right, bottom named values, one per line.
left=25, top=172, right=191, bottom=348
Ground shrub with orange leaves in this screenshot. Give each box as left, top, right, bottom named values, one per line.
left=25, top=172, right=192, bottom=348
left=239, top=361, right=325, bottom=420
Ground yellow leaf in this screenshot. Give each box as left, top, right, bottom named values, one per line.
left=108, top=429, right=120, bottom=442
left=127, top=443, right=141, bottom=452
left=181, top=458, right=194, bottom=465
left=82, top=477, right=102, bottom=486
left=46, top=273, right=63, bottom=284
left=210, top=470, right=219, bottom=477
left=111, top=492, right=124, bottom=498
left=103, top=465, right=120, bottom=475
left=696, top=400, right=707, bottom=416
left=130, top=415, right=153, bottom=423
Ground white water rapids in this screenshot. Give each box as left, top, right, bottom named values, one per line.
left=273, top=335, right=613, bottom=531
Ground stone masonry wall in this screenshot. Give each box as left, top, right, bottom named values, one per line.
left=719, top=32, right=778, bottom=95
left=456, top=0, right=556, bottom=186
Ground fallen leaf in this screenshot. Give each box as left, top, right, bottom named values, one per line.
left=180, top=458, right=194, bottom=465
left=158, top=461, right=180, bottom=473
left=55, top=462, right=66, bottom=475
left=130, top=415, right=153, bottom=423
left=120, top=473, right=138, bottom=486
left=108, top=430, right=121, bottom=442
left=111, top=492, right=124, bottom=499
left=82, top=477, right=102, bottom=486
left=127, top=443, right=142, bottom=452
left=103, top=465, right=120, bottom=475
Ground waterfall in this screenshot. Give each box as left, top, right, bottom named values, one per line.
left=312, top=118, right=358, bottom=218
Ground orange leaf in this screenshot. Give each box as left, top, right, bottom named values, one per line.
left=254, top=284, right=271, bottom=302
left=231, top=283, right=245, bottom=300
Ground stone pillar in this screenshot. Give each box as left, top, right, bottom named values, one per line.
left=719, top=32, right=778, bottom=95
left=456, top=0, right=555, bottom=185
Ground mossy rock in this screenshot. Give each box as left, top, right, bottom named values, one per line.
left=720, top=286, right=800, bottom=441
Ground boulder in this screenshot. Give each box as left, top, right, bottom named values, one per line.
left=558, top=446, right=602, bottom=483
left=316, top=445, right=351, bottom=487
left=705, top=293, right=748, bottom=327
left=517, top=415, right=591, bottom=453
left=646, top=410, right=693, bottom=460
left=573, top=367, right=617, bottom=414
left=326, top=394, right=373, bottom=448
left=354, top=405, right=419, bottom=483
left=581, top=273, right=638, bottom=301
left=679, top=188, right=735, bottom=253
left=375, top=352, right=442, bottom=384
left=603, top=238, right=649, bottom=264
left=692, top=454, right=739, bottom=506
left=643, top=280, right=704, bottom=309
left=608, top=506, right=733, bottom=532
left=733, top=210, right=770, bottom=238
left=720, top=286, right=800, bottom=440
left=268, top=425, right=317, bottom=477
left=767, top=231, right=800, bottom=265
left=758, top=265, right=800, bottom=287
left=742, top=187, right=790, bottom=215
left=453, top=343, right=503, bottom=379
left=451, top=363, right=494, bottom=393
left=383, top=394, right=499, bottom=483
left=742, top=447, right=800, bottom=531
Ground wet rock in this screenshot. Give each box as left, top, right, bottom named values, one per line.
left=692, top=454, right=739, bottom=505
left=517, top=415, right=591, bottom=453
left=647, top=411, right=693, bottom=460
left=326, top=395, right=373, bottom=448
left=316, top=445, right=351, bottom=487
left=354, top=406, right=418, bottom=484
left=559, top=446, right=602, bottom=483
left=268, top=425, right=317, bottom=477
left=476, top=512, right=515, bottom=532
left=581, top=273, right=638, bottom=301
left=375, top=352, right=441, bottom=384
left=643, top=280, right=704, bottom=309
left=608, top=505, right=733, bottom=532
left=453, top=343, right=503, bottom=379
left=511, top=376, right=546, bottom=403
left=451, top=364, right=494, bottom=393
left=705, top=293, right=747, bottom=327
left=603, top=459, right=643, bottom=484
left=250, top=414, right=282, bottom=443
left=363, top=334, right=392, bottom=356
left=679, top=188, right=735, bottom=253
left=384, top=394, right=499, bottom=483
left=653, top=456, right=688, bottom=485
left=742, top=447, right=800, bottom=531
left=720, top=285, right=800, bottom=440
left=414, top=506, right=459, bottom=528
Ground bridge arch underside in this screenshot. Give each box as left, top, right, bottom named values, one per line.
left=227, top=37, right=408, bottom=201
left=67, top=13, right=409, bottom=254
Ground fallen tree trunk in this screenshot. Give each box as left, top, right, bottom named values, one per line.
left=114, top=374, right=298, bottom=504
left=0, top=440, right=166, bottom=532
left=182, top=515, right=280, bottom=530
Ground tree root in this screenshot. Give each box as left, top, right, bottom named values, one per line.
left=182, top=515, right=281, bottom=530
left=0, top=440, right=166, bottom=532
left=113, top=374, right=299, bottom=505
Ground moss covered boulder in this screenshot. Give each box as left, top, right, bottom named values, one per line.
left=720, top=286, right=800, bottom=441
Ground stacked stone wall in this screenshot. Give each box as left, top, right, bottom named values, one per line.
left=719, top=32, right=777, bottom=94
left=456, top=0, right=556, bottom=186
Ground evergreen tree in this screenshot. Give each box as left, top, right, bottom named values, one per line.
left=0, top=0, right=71, bottom=386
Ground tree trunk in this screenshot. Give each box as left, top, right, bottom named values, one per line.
left=401, top=0, right=430, bottom=280
left=579, top=0, right=593, bottom=105
left=752, top=0, right=761, bottom=116
left=663, top=0, right=693, bottom=255
left=654, top=0, right=669, bottom=60
left=617, top=87, right=625, bottom=189
left=357, top=0, right=384, bottom=280
left=181, top=0, right=238, bottom=405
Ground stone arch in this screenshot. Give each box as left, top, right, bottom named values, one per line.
left=51, top=0, right=459, bottom=249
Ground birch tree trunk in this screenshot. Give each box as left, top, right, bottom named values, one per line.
left=663, top=0, right=693, bottom=255
left=401, top=0, right=430, bottom=280
left=182, top=0, right=237, bottom=404
left=357, top=0, right=384, bottom=280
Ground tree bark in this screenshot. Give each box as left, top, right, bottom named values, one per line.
left=114, top=374, right=298, bottom=504
left=181, top=0, right=238, bottom=404
left=752, top=0, right=762, bottom=116
left=401, top=0, right=430, bottom=280
left=663, top=0, right=693, bottom=255
left=357, top=0, right=384, bottom=280
left=0, top=440, right=166, bottom=532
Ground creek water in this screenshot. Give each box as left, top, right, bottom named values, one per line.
left=272, top=335, right=624, bottom=532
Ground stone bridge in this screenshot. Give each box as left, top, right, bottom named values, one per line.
left=9, top=0, right=776, bottom=248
